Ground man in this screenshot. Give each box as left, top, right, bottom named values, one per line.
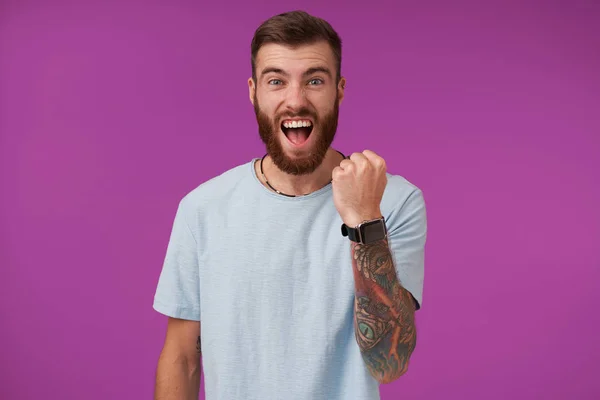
left=153, top=10, right=427, bottom=400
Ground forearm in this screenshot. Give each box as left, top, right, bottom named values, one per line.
left=351, top=237, right=417, bottom=384
left=154, top=352, right=201, bottom=400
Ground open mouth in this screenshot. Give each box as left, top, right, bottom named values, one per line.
left=281, top=119, right=314, bottom=146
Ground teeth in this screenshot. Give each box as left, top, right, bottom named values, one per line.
left=283, top=120, right=312, bottom=129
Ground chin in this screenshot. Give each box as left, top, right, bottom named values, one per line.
left=272, top=133, right=329, bottom=175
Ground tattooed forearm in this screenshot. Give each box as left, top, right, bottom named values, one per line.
left=352, top=238, right=417, bottom=384
left=196, top=336, right=201, bottom=354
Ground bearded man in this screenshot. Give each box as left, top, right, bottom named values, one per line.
left=153, top=10, right=428, bottom=400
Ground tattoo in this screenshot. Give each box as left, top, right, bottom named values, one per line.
left=196, top=335, right=201, bottom=353
left=352, top=238, right=417, bottom=383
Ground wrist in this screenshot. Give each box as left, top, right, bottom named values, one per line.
left=340, top=213, right=387, bottom=244
left=342, top=210, right=383, bottom=228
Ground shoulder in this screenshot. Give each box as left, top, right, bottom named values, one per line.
left=382, top=173, right=424, bottom=206
left=381, top=172, right=427, bottom=226
left=177, top=160, right=255, bottom=215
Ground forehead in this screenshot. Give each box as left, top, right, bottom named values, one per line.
left=255, top=41, right=336, bottom=75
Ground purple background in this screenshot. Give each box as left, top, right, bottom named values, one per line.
left=1, top=1, right=599, bottom=399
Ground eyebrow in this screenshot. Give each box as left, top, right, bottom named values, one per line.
left=303, top=67, right=332, bottom=78
left=260, top=66, right=332, bottom=79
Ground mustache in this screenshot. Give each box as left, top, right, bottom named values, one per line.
left=278, top=108, right=315, bottom=120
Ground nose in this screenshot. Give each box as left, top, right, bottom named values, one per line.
left=284, top=83, right=308, bottom=112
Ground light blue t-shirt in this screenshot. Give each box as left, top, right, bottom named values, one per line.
left=153, top=158, right=427, bottom=400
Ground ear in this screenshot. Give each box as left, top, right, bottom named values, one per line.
left=337, top=77, right=346, bottom=105
left=248, top=77, right=256, bottom=106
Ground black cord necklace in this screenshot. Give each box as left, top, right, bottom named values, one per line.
left=259, top=150, right=346, bottom=197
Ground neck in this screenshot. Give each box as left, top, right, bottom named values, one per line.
left=256, top=148, right=344, bottom=196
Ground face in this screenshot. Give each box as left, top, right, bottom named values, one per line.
left=249, top=41, right=345, bottom=175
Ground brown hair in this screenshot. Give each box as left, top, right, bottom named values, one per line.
left=250, top=10, right=342, bottom=83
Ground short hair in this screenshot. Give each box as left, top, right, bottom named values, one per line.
left=250, top=10, right=343, bottom=82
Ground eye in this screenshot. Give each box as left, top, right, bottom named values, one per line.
left=268, top=79, right=283, bottom=85
left=308, top=78, right=323, bottom=85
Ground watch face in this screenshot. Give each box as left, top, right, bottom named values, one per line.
left=360, top=220, right=387, bottom=244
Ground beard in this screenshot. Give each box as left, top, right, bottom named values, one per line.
left=253, top=92, right=339, bottom=176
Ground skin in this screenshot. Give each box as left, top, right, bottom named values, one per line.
left=154, top=318, right=201, bottom=399
left=333, top=151, right=418, bottom=383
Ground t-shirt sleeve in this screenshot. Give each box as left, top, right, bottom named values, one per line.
left=386, top=187, right=427, bottom=310
left=153, top=199, right=201, bottom=321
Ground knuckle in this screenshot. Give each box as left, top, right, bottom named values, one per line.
left=371, top=154, right=385, bottom=168
left=362, top=149, right=375, bottom=157
left=349, top=152, right=362, bottom=161
left=350, top=152, right=367, bottom=167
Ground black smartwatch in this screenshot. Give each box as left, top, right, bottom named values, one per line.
left=341, top=217, right=387, bottom=244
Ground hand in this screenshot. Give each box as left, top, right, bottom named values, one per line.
left=332, top=150, right=388, bottom=227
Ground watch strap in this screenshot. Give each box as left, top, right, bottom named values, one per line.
left=341, top=223, right=361, bottom=242
left=341, top=217, right=387, bottom=244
